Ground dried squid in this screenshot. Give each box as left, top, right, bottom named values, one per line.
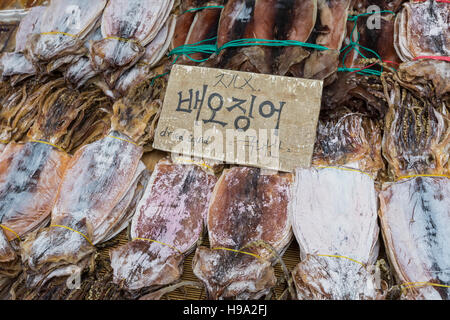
left=204, top=0, right=252, bottom=69
left=19, top=80, right=165, bottom=292
left=170, top=0, right=199, bottom=51
left=382, top=77, right=449, bottom=178
left=27, top=83, right=112, bottom=153
left=276, top=0, right=317, bottom=76
left=0, top=13, right=18, bottom=54
left=0, top=141, right=70, bottom=285
left=394, top=0, right=449, bottom=62
left=193, top=167, right=293, bottom=299
left=290, top=167, right=384, bottom=299
left=173, top=1, right=223, bottom=64
left=26, top=0, right=107, bottom=73
left=114, top=15, right=176, bottom=97
left=0, top=6, right=45, bottom=85
left=303, top=0, right=352, bottom=84
left=378, top=63, right=450, bottom=300
left=0, top=77, right=56, bottom=146
left=289, top=107, right=385, bottom=299
left=110, top=159, right=217, bottom=294
left=340, top=2, right=401, bottom=72
left=379, top=176, right=449, bottom=300
left=0, top=80, right=112, bottom=291
left=313, top=111, right=384, bottom=177
left=20, top=133, right=148, bottom=289
left=212, top=0, right=279, bottom=74
left=64, top=27, right=103, bottom=89
left=90, top=0, right=174, bottom=88
left=392, top=1, right=450, bottom=96
left=0, top=228, right=20, bottom=298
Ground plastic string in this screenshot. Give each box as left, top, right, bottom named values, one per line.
left=413, top=56, right=450, bottom=62
left=108, top=135, right=139, bottom=147
left=349, top=62, right=377, bottom=74
left=396, top=174, right=450, bottom=182
left=316, top=166, right=375, bottom=180
left=0, top=224, right=21, bottom=241
left=150, top=71, right=170, bottom=85
left=175, top=158, right=214, bottom=171
left=29, top=139, right=66, bottom=153
left=383, top=60, right=400, bottom=66
left=211, top=247, right=262, bottom=260
left=182, top=5, right=224, bottom=14
left=167, top=11, right=394, bottom=77
left=339, top=10, right=396, bottom=76
left=168, top=36, right=218, bottom=63
left=104, top=36, right=140, bottom=45
left=39, top=31, right=77, bottom=38
left=316, top=254, right=366, bottom=267
left=168, top=37, right=330, bottom=64
left=413, top=0, right=450, bottom=3
left=401, top=281, right=450, bottom=294
left=218, top=38, right=330, bottom=52
left=50, top=225, right=94, bottom=246
left=133, top=238, right=183, bottom=254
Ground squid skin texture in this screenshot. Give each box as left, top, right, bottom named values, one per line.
left=0, top=142, right=70, bottom=241
left=379, top=177, right=450, bottom=300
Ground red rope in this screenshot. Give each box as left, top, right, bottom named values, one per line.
left=349, top=62, right=377, bottom=74
left=413, top=56, right=450, bottom=62
left=413, top=0, right=450, bottom=3
left=383, top=60, right=400, bottom=65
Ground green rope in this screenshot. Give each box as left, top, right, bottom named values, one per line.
left=340, top=10, right=395, bottom=74
left=337, top=67, right=382, bottom=77
left=218, top=38, right=330, bottom=52
left=168, top=37, right=218, bottom=63
left=183, top=5, right=224, bottom=14
left=164, top=10, right=396, bottom=79
left=150, top=71, right=169, bottom=86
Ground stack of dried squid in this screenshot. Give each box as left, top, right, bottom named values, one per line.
left=0, top=0, right=448, bottom=302
left=110, top=158, right=217, bottom=298
left=193, top=167, right=293, bottom=299
left=0, top=79, right=112, bottom=298
left=288, top=109, right=386, bottom=300
left=187, top=0, right=356, bottom=84
left=0, top=5, right=45, bottom=85
left=90, top=0, right=175, bottom=94
left=7, top=78, right=163, bottom=299
left=378, top=59, right=449, bottom=300
left=170, top=0, right=223, bottom=65
left=0, top=0, right=177, bottom=98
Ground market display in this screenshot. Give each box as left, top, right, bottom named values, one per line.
left=0, top=0, right=448, bottom=301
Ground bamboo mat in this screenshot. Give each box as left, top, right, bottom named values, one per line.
left=162, top=238, right=301, bottom=300
left=94, top=230, right=300, bottom=300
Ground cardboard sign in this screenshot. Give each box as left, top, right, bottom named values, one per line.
left=153, top=65, right=323, bottom=172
